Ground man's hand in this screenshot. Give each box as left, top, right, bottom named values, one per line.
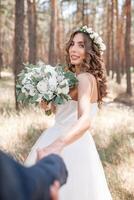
left=50, top=181, right=60, bottom=200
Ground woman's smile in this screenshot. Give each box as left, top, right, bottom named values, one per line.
left=70, top=55, right=80, bottom=60
left=69, top=33, right=85, bottom=67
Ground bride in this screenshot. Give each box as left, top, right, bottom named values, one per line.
left=25, top=26, right=112, bottom=199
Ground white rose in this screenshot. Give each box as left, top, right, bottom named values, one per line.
left=57, top=75, right=64, bottom=83
left=37, top=80, right=48, bottom=94
left=61, top=85, right=69, bottom=94
left=87, top=28, right=93, bottom=34
left=37, top=60, right=45, bottom=68
left=29, top=88, right=36, bottom=96
left=21, top=87, right=28, bottom=96
left=89, top=33, right=95, bottom=39
left=23, top=84, right=36, bottom=96
left=83, top=25, right=88, bottom=29
left=32, top=67, right=42, bottom=77
left=48, top=76, right=57, bottom=91
left=45, top=65, right=56, bottom=75
left=59, top=79, right=68, bottom=87
left=94, top=36, right=103, bottom=44
left=93, top=32, right=99, bottom=38
left=33, top=73, right=41, bottom=79
left=57, top=88, right=63, bottom=94
left=47, top=91, right=54, bottom=99
left=24, top=84, right=34, bottom=90
left=100, top=43, right=106, bottom=51
left=36, top=94, right=43, bottom=102
left=57, top=84, right=69, bottom=95
left=22, top=75, right=31, bottom=85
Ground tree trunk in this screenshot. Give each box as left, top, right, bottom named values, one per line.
left=115, top=0, right=121, bottom=83
left=14, top=0, right=25, bottom=109
left=56, top=2, right=64, bottom=64
left=0, top=0, right=3, bottom=78
left=106, top=0, right=111, bottom=76
left=125, top=0, right=132, bottom=95
left=111, top=0, right=115, bottom=79
left=82, top=0, right=85, bottom=25
left=119, top=3, right=126, bottom=76
left=48, top=0, right=57, bottom=66
left=76, top=0, right=82, bottom=25
left=27, top=0, right=37, bottom=65
left=0, top=52, right=3, bottom=78
left=84, top=3, right=89, bottom=25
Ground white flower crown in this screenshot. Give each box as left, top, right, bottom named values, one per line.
left=78, top=25, right=106, bottom=52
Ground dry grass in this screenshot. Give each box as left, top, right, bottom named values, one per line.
left=0, top=71, right=55, bottom=162
left=93, top=103, right=134, bottom=200
left=92, top=74, right=134, bottom=199
left=0, top=70, right=134, bottom=199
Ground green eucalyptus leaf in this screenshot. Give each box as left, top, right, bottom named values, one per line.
left=17, top=93, right=26, bottom=102
left=54, top=96, right=64, bottom=104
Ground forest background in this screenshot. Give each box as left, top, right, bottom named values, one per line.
left=0, top=0, right=134, bottom=199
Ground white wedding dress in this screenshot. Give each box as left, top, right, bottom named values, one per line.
left=25, top=100, right=112, bottom=200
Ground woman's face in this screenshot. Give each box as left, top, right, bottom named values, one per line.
left=69, top=33, right=86, bottom=67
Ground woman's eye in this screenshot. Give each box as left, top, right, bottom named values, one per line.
left=70, top=42, right=74, bottom=46
left=79, top=44, right=84, bottom=48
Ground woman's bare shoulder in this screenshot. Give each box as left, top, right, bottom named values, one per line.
left=77, top=72, right=95, bottom=84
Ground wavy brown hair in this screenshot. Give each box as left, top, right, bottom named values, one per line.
left=66, top=30, right=107, bottom=107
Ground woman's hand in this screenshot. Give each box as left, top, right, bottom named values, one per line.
left=69, top=86, right=78, bottom=101
left=36, top=140, right=64, bottom=161
left=36, top=146, right=60, bottom=161
left=40, top=100, right=56, bottom=114
left=40, top=100, right=51, bottom=110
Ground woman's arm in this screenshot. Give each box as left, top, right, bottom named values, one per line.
left=37, top=73, right=93, bottom=159
left=56, top=73, right=92, bottom=146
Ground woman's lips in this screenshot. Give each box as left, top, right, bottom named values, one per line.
left=70, top=55, right=80, bottom=60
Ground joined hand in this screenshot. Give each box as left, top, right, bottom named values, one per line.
left=36, top=140, right=64, bottom=161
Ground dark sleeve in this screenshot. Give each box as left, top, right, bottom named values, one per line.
left=0, top=150, right=27, bottom=200
left=25, top=154, right=68, bottom=200
left=32, top=154, right=68, bottom=186
left=0, top=151, right=68, bottom=200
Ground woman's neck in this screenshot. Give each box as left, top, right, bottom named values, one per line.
left=75, top=65, right=81, bottom=75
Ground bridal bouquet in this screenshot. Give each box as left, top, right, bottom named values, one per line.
left=16, top=62, right=78, bottom=115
